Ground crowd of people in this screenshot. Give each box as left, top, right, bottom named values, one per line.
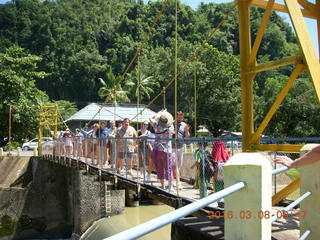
left=54, top=109, right=230, bottom=194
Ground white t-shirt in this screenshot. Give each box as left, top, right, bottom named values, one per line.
left=174, top=122, right=187, bottom=149
left=65, top=137, right=73, bottom=147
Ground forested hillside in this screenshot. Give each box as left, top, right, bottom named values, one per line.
left=1, top=0, right=319, bottom=139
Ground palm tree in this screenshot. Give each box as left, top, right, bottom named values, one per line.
left=98, top=71, right=130, bottom=104
left=126, top=69, right=159, bottom=125
left=98, top=71, right=131, bottom=121
left=126, top=70, right=159, bottom=101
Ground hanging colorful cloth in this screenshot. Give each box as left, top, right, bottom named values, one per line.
left=211, top=141, right=230, bottom=192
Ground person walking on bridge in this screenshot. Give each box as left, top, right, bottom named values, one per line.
left=150, top=110, right=174, bottom=191
left=137, top=120, right=151, bottom=179
left=172, top=111, right=190, bottom=190
left=116, top=118, right=137, bottom=176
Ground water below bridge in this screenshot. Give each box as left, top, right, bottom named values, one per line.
left=81, top=205, right=173, bottom=240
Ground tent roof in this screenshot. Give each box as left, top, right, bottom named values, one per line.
left=65, top=103, right=157, bottom=123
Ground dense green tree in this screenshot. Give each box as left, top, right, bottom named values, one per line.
left=1, top=0, right=317, bottom=138
left=0, top=46, right=48, bottom=140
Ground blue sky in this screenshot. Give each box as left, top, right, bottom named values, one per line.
left=0, top=0, right=318, bottom=57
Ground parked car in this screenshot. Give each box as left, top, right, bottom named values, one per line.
left=0, top=136, right=8, bottom=147
left=225, top=140, right=242, bottom=148
left=22, top=137, right=52, bottom=151
left=42, top=139, right=54, bottom=151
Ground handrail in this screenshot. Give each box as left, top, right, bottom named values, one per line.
left=271, top=191, right=312, bottom=223
left=272, top=166, right=289, bottom=175
left=103, top=181, right=246, bottom=240
left=299, top=230, right=311, bottom=240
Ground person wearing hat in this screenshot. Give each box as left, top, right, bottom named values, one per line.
left=63, top=129, right=73, bottom=157
left=150, top=110, right=175, bottom=191
left=75, top=128, right=84, bottom=157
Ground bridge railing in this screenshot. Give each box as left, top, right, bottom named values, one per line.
left=271, top=165, right=313, bottom=240
left=46, top=136, right=241, bottom=197
left=45, top=136, right=320, bottom=205
left=96, top=152, right=318, bottom=240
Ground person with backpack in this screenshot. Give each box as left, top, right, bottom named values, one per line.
left=211, top=141, right=230, bottom=192
left=191, top=142, right=215, bottom=198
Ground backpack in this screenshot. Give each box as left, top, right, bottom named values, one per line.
left=198, top=150, right=216, bottom=179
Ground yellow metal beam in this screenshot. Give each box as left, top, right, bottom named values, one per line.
left=248, top=55, right=300, bottom=74
left=253, top=144, right=303, bottom=153
left=54, top=105, right=58, bottom=139
left=247, top=0, right=274, bottom=67
left=285, top=0, right=320, bottom=102
left=237, top=0, right=319, bottom=153
left=272, top=178, right=300, bottom=206
left=250, top=0, right=317, bottom=19
left=297, top=0, right=318, bottom=17
left=238, top=0, right=254, bottom=152
left=318, top=0, right=320, bottom=58
left=250, top=64, right=305, bottom=145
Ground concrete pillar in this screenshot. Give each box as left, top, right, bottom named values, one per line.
left=224, top=153, right=272, bottom=240
left=300, top=144, right=320, bottom=239
left=125, top=189, right=139, bottom=207
left=17, top=147, right=21, bottom=156
left=33, top=148, right=38, bottom=156
left=0, top=148, right=3, bottom=156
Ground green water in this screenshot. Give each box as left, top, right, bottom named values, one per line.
left=82, top=205, right=173, bottom=240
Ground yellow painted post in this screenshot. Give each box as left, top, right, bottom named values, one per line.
left=225, top=153, right=272, bottom=239
left=247, top=0, right=274, bottom=67
left=250, top=0, right=317, bottom=19
left=54, top=105, right=58, bottom=139
left=284, top=0, right=320, bottom=101
left=272, top=178, right=300, bottom=206
left=238, top=0, right=253, bottom=152
left=254, top=143, right=303, bottom=153
left=38, top=105, right=43, bottom=156
left=317, top=0, right=320, bottom=59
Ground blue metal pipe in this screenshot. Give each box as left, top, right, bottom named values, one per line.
left=271, top=191, right=312, bottom=223
left=272, top=166, right=288, bottom=176
left=299, top=230, right=311, bottom=240
left=103, top=181, right=246, bottom=240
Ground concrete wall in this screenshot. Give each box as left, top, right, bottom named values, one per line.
left=0, top=156, right=124, bottom=240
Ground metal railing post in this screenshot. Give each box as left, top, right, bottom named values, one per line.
left=112, top=138, right=115, bottom=174
left=300, top=144, right=320, bottom=239
left=91, top=137, right=94, bottom=164
left=125, top=138, right=128, bottom=178
left=224, top=153, right=272, bottom=240
left=85, top=136, right=88, bottom=164
left=273, top=152, right=277, bottom=195
left=167, top=139, right=171, bottom=192
left=143, top=139, right=146, bottom=184
left=201, top=139, right=206, bottom=198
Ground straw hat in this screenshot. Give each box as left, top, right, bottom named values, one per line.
left=156, top=110, right=174, bottom=129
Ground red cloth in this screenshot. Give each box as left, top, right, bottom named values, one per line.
left=211, top=141, right=230, bottom=163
